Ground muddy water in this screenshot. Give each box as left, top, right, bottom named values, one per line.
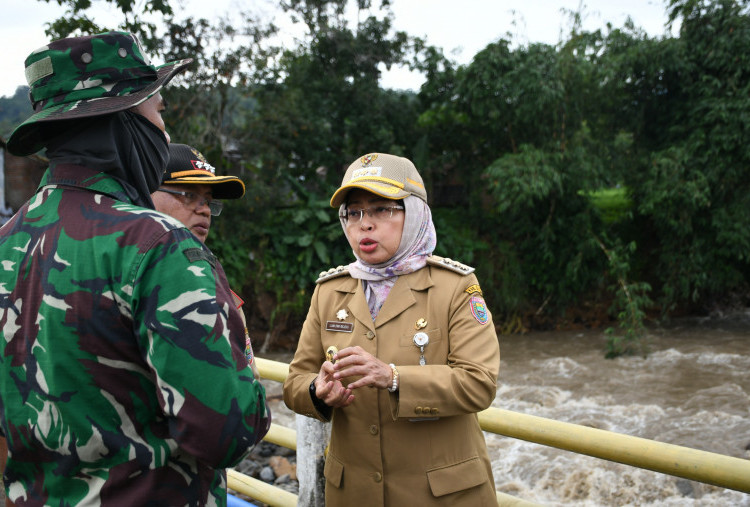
left=262, top=312, right=750, bottom=506
left=487, top=313, right=750, bottom=506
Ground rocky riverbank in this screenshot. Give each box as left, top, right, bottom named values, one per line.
left=229, top=376, right=301, bottom=506
left=231, top=440, right=299, bottom=505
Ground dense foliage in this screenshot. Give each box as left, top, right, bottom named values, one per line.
left=0, top=88, right=33, bottom=139
left=6, top=0, right=750, bottom=354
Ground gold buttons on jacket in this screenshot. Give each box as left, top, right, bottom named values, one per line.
left=365, top=330, right=375, bottom=340
left=414, top=406, right=438, bottom=415
left=373, top=472, right=382, bottom=482
left=369, top=424, right=379, bottom=435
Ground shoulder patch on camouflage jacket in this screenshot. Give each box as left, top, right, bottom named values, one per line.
left=183, top=247, right=217, bottom=268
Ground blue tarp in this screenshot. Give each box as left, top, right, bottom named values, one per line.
left=228, top=493, right=258, bottom=507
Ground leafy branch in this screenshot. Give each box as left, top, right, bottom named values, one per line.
left=595, top=237, right=652, bottom=358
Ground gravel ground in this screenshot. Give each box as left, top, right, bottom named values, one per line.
left=232, top=440, right=299, bottom=505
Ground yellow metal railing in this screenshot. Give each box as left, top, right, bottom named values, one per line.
left=262, top=422, right=297, bottom=451
left=256, top=357, right=289, bottom=383
left=228, top=468, right=297, bottom=507
left=229, top=357, right=750, bottom=506
left=228, top=359, right=296, bottom=506
left=478, top=409, right=750, bottom=494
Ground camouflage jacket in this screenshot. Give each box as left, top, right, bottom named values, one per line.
left=0, top=164, right=270, bottom=506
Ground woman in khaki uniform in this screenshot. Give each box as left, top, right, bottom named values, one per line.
left=283, top=153, right=500, bottom=506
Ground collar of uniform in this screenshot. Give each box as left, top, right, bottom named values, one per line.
left=41, top=163, right=137, bottom=204
left=371, top=267, right=435, bottom=328
left=404, top=264, right=434, bottom=292
left=332, top=276, right=359, bottom=294
left=330, top=264, right=434, bottom=294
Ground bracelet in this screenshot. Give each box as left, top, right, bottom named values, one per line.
left=387, top=363, right=399, bottom=392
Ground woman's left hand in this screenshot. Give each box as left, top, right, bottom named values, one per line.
left=332, top=346, right=392, bottom=390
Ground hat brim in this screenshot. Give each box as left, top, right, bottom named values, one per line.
left=6, top=58, right=193, bottom=156
left=330, top=181, right=409, bottom=208
left=163, top=174, right=246, bottom=200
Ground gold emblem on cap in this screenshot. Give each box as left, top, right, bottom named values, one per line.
left=361, top=154, right=378, bottom=166
left=326, top=346, right=338, bottom=363
left=415, top=318, right=427, bottom=330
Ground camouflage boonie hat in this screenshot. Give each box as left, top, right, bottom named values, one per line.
left=163, top=144, right=245, bottom=199
left=330, top=152, right=428, bottom=207
left=7, top=31, right=192, bottom=156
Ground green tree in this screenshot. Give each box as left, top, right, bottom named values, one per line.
left=156, top=12, right=281, bottom=162
left=629, top=0, right=750, bottom=310
left=257, top=0, right=428, bottom=184
left=417, top=10, right=658, bottom=349
left=26, top=0, right=750, bottom=351
left=182, top=0, right=439, bottom=342
left=0, top=87, right=31, bottom=138
left=38, top=0, right=172, bottom=49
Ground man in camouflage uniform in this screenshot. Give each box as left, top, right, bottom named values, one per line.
left=0, top=32, right=270, bottom=506
left=152, top=143, right=261, bottom=380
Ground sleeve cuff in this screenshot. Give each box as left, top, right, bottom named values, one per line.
left=309, top=379, right=333, bottom=421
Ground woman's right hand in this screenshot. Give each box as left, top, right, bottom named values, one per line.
left=313, top=361, right=355, bottom=408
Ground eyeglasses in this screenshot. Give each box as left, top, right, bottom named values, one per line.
left=156, top=188, right=223, bottom=216
left=340, top=205, right=404, bottom=224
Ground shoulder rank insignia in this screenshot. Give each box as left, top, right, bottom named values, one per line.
left=427, top=255, right=475, bottom=275
left=316, top=265, right=350, bottom=284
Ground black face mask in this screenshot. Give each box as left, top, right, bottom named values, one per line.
left=45, top=110, right=170, bottom=208
left=120, top=111, right=170, bottom=205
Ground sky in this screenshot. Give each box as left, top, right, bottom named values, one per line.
left=0, top=0, right=676, bottom=98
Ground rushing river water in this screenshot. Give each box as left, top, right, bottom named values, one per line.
left=485, top=313, right=750, bottom=506
left=264, top=312, right=750, bottom=506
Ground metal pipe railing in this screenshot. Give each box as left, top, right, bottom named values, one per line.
left=478, top=408, right=750, bottom=494
left=256, top=357, right=289, bottom=383
left=263, top=423, right=297, bottom=451
left=253, top=357, right=750, bottom=495
left=227, top=468, right=297, bottom=507
left=247, top=359, right=541, bottom=505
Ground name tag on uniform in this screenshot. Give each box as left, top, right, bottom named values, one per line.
left=326, top=321, right=353, bottom=333
left=183, top=247, right=217, bottom=268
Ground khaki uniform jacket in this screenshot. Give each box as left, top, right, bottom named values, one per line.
left=283, top=256, right=500, bottom=506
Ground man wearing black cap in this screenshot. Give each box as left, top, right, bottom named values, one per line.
left=0, top=32, right=269, bottom=505
left=153, top=143, right=245, bottom=242
left=153, top=143, right=261, bottom=379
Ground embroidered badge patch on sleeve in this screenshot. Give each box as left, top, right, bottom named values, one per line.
left=469, top=295, right=489, bottom=325
left=464, top=283, right=482, bottom=296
